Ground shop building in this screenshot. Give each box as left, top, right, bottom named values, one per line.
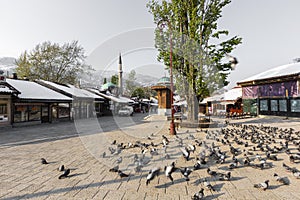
left=36, top=80, right=105, bottom=119
left=1, top=78, right=72, bottom=126
left=237, top=62, right=300, bottom=117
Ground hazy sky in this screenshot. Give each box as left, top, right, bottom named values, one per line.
left=1, top=0, right=300, bottom=88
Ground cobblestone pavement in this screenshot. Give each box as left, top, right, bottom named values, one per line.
left=0, top=115, right=300, bottom=200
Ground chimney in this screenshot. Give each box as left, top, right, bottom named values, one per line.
left=12, top=73, right=18, bottom=79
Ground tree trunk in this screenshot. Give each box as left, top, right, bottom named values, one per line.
left=187, top=86, right=199, bottom=123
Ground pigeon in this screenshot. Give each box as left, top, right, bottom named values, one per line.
left=188, top=144, right=196, bottom=153
left=116, top=156, right=122, bottom=164
left=191, top=188, right=204, bottom=200
left=219, top=171, right=231, bottom=181
left=243, top=156, right=251, bottom=166
left=187, top=133, right=195, bottom=140
left=162, top=135, right=169, bottom=146
left=146, top=167, right=160, bottom=185
left=180, top=147, right=190, bottom=161
left=230, top=146, right=240, bottom=156
left=109, top=165, right=119, bottom=172
left=150, top=148, right=159, bottom=157
left=102, top=152, right=106, bottom=158
left=180, top=167, right=193, bottom=181
left=292, top=169, right=300, bottom=179
left=266, top=153, right=277, bottom=161
left=274, top=173, right=290, bottom=185
left=165, top=162, right=176, bottom=183
left=228, top=54, right=238, bottom=69
left=193, top=159, right=201, bottom=170
left=41, top=158, right=48, bottom=164
left=229, top=158, right=239, bottom=169
left=290, top=155, right=300, bottom=163
left=108, top=147, right=116, bottom=154
left=134, top=165, right=143, bottom=173
left=203, top=178, right=215, bottom=191
left=207, top=168, right=217, bottom=176
left=58, top=169, right=70, bottom=179
left=282, top=163, right=294, bottom=172
left=118, top=170, right=129, bottom=178
left=58, top=165, right=65, bottom=172
left=254, top=180, right=269, bottom=191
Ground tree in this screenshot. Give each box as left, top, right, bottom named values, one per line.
left=132, top=87, right=146, bottom=98
left=111, top=74, right=118, bottom=85
left=125, top=70, right=137, bottom=96
left=148, top=0, right=242, bottom=122
left=15, top=41, right=92, bottom=85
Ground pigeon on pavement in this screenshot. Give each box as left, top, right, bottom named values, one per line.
left=58, top=169, right=70, bottom=179
left=41, top=158, right=48, bottom=164
left=254, top=180, right=269, bottom=191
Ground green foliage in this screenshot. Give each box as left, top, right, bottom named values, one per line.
left=111, top=74, right=118, bottom=85
left=15, top=41, right=92, bottom=85
left=132, top=87, right=145, bottom=98
left=147, top=0, right=242, bottom=101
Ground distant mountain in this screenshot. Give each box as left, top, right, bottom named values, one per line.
left=0, top=57, right=159, bottom=87
left=80, top=69, right=159, bottom=88
left=0, top=57, right=17, bottom=76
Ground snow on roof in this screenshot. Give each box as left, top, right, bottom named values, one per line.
left=202, top=94, right=224, bottom=103
left=87, top=88, right=133, bottom=103
left=6, top=79, right=72, bottom=100
left=201, top=87, right=242, bottom=103
left=223, top=87, right=242, bottom=101
left=238, top=62, right=300, bottom=83
left=38, top=80, right=103, bottom=99
left=0, top=85, right=14, bottom=93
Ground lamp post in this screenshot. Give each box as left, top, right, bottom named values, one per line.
left=285, top=88, right=289, bottom=119
left=158, top=18, right=176, bottom=135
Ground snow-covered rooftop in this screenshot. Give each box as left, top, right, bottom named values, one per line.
left=87, top=88, right=133, bottom=103
left=238, top=62, right=300, bottom=83
left=223, top=87, right=242, bottom=101
left=0, top=85, right=14, bottom=93
left=6, top=79, right=72, bottom=101
left=201, top=87, right=242, bottom=103
left=38, top=80, right=103, bottom=99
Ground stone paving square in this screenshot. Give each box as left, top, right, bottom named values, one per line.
left=0, top=115, right=300, bottom=199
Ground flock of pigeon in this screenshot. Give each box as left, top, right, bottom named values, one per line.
left=40, top=121, right=300, bottom=199
left=40, top=158, right=71, bottom=179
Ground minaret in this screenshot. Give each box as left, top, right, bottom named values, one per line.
left=118, top=53, right=123, bottom=96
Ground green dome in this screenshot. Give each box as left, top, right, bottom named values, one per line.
left=101, top=82, right=116, bottom=91
left=157, top=76, right=170, bottom=85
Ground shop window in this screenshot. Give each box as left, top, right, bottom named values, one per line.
left=270, top=100, right=278, bottom=111
left=42, top=106, right=48, bottom=117
left=58, top=103, right=70, bottom=118
left=259, top=100, right=268, bottom=111
left=0, top=104, right=7, bottom=114
left=52, top=106, right=58, bottom=119
left=14, top=105, right=29, bottom=122
left=279, top=100, right=287, bottom=112
left=291, top=99, right=300, bottom=112
left=29, top=105, right=41, bottom=121
left=0, top=103, right=8, bottom=122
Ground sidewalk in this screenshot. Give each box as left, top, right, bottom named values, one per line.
left=0, top=115, right=299, bottom=199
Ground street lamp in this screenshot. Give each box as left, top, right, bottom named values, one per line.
left=285, top=88, right=289, bottom=119
left=157, top=18, right=176, bottom=135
